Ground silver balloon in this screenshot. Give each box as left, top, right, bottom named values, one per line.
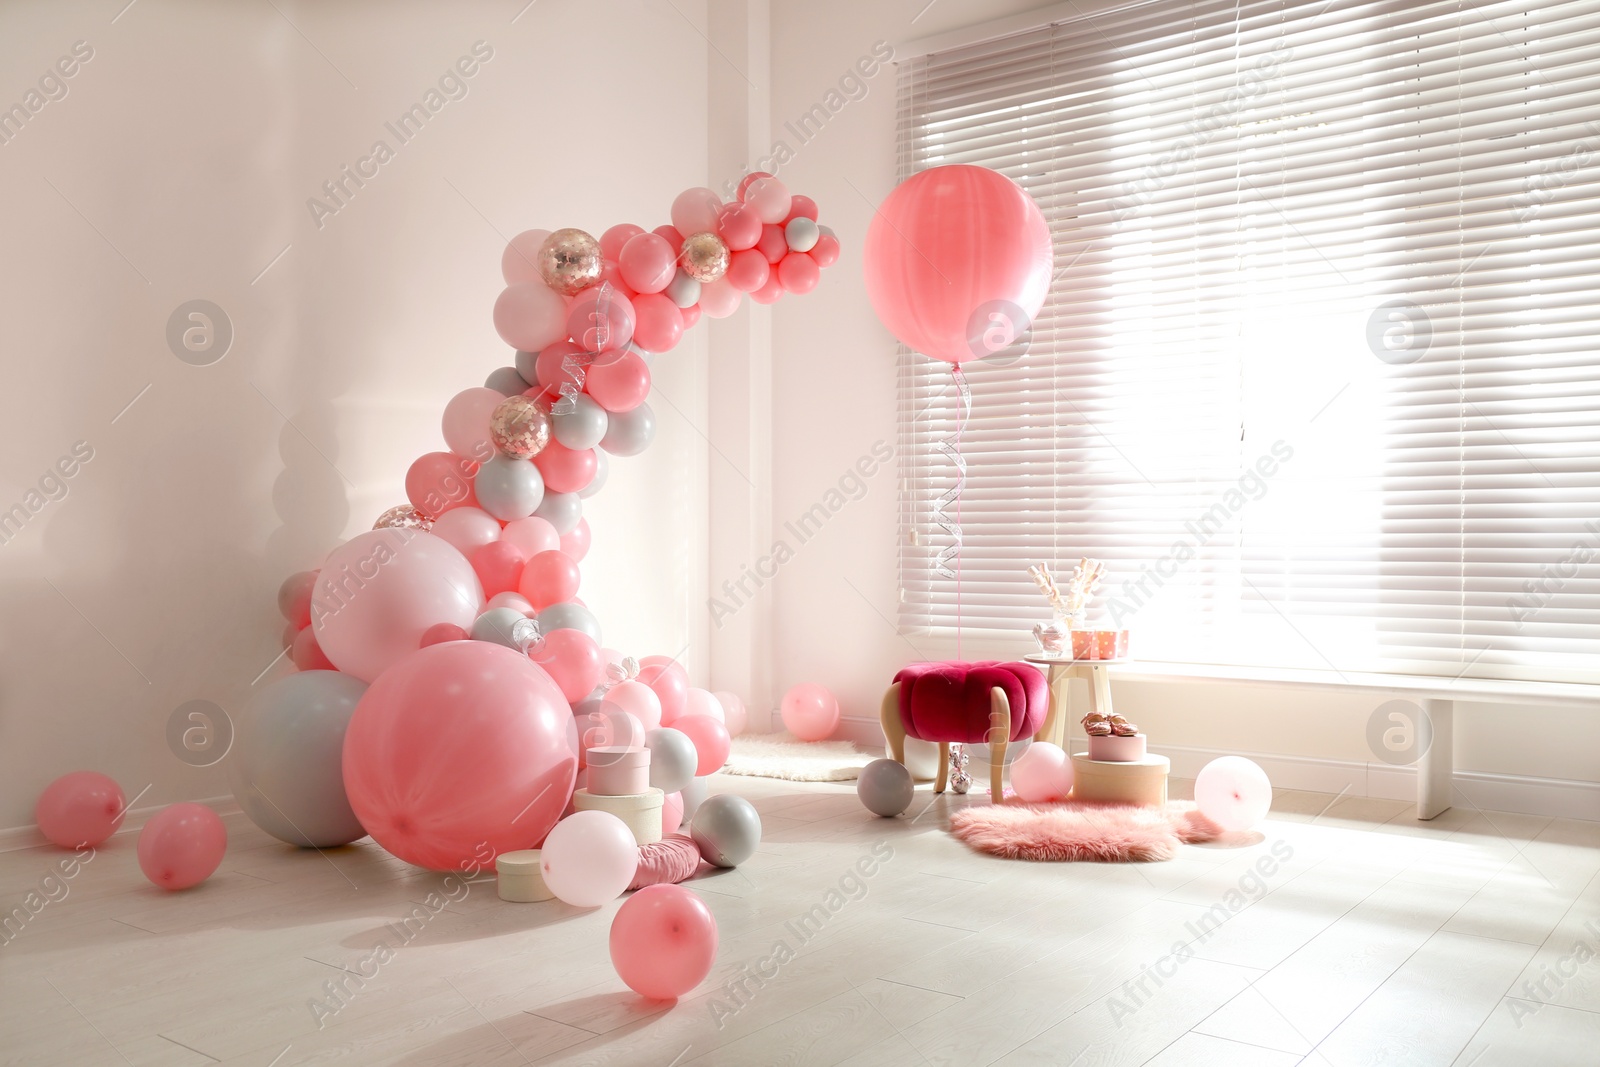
left=229, top=671, right=369, bottom=847
left=514, top=348, right=540, bottom=384
left=475, top=455, right=545, bottom=521
left=665, top=269, right=701, bottom=309
left=679, top=775, right=709, bottom=820
left=537, top=601, right=601, bottom=644
left=600, top=402, right=655, bottom=457
left=857, top=758, right=914, bottom=817
left=646, top=727, right=698, bottom=795
left=534, top=490, right=582, bottom=535
left=485, top=365, right=530, bottom=396
left=690, top=794, right=761, bottom=868
left=551, top=393, right=609, bottom=450
left=579, top=449, right=609, bottom=499
left=472, top=607, right=539, bottom=651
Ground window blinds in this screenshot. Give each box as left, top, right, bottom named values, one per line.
left=895, top=0, right=1600, bottom=683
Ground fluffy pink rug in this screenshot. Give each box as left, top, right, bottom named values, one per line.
left=949, top=801, right=1223, bottom=862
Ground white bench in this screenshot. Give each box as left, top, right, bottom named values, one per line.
left=1092, top=661, right=1600, bottom=820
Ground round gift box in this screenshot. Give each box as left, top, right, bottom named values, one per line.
left=1087, top=733, right=1147, bottom=762
left=496, top=849, right=554, bottom=902
left=587, top=745, right=651, bottom=797
left=1070, top=752, right=1169, bottom=808
left=572, top=787, right=664, bottom=845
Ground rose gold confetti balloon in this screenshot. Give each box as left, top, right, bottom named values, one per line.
left=489, top=395, right=552, bottom=459
left=373, top=505, right=432, bottom=531
left=679, top=231, right=729, bottom=283
left=537, top=228, right=603, bottom=296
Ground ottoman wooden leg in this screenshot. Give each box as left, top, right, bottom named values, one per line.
left=989, top=687, right=1010, bottom=802
left=879, top=683, right=905, bottom=764
left=936, top=742, right=950, bottom=793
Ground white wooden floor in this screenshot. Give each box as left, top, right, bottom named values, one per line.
left=2, top=774, right=1598, bottom=1066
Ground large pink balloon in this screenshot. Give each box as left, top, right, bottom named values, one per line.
left=137, top=803, right=227, bottom=890
left=494, top=279, right=569, bottom=352
left=312, top=530, right=484, bottom=683
left=35, top=771, right=125, bottom=848
left=863, top=164, right=1053, bottom=364
left=610, top=884, right=718, bottom=999
left=781, top=682, right=839, bottom=741
left=529, top=628, right=603, bottom=703
left=342, top=641, right=577, bottom=869
left=638, top=655, right=689, bottom=725
left=676, top=715, right=730, bottom=776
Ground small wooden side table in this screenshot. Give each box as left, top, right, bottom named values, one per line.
left=1023, top=654, right=1131, bottom=750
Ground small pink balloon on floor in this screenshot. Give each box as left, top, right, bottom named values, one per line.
left=36, top=771, right=125, bottom=849
left=713, top=691, right=748, bottom=736
left=138, top=803, right=227, bottom=890
left=1194, top=756, right=1272, bottom=832
left=1009, top=742, right=1073, bottom=803
left=610, top=884, right=718, bottom=1000
left=675, top=715, right=730, bottom=776
left=781, top=682, right=839, bottom=741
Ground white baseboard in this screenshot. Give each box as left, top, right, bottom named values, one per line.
left=0, top=795, right=241, bottom=854
left=834, top=718, right=1600, bottom=822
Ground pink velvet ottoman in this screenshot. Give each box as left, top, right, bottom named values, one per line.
left=881, top=661, right=1048, bottom=800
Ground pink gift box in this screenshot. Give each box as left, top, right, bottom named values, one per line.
left=1087, top=733, right=1146, bottom=762
left=587, top=746, right=650, bottom=796
left=1070, top=629, right=1130, bottom=661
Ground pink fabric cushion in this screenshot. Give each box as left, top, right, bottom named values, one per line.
left=892, top=660, right=1046, bottom=744
left=628, top=833, right=702, bottom=891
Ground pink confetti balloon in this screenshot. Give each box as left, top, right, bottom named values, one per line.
left=429, top=506, right=502, bottom=559
left=610, top=884, right=718, bottom=1000
left=441, top=388, right=505, bottom=464
left=1008, top=742, right=1073, bottom=802
left=1194, top=757, right=1273, bottom=832
left=494, top=279, right=569, bottom=352
left=670, top=187, right=723, bottom=237
left=529, top=628, right=603, bottom=703
left=137, top=803, right=227, bottom=890
left=35, top=771, right=125, bottom=849
left=638, top=655, right=689, bottom=726
left=501, top=229, right=552, bottom=285
left=675, top=715, right=730, bottom=776
left=781, top=682, right=839, bottom=741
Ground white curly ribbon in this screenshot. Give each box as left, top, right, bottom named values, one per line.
left=930, top=365, right=971, bottom=581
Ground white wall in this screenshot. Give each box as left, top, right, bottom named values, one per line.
left=0, top=0, right=712, bottom=831
left=763, top=0, right=1600, bottom=816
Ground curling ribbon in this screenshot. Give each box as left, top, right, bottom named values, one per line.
left=930, top=365, right=971, bottom=580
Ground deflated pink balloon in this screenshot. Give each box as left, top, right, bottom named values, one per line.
left=312, top=530, right=484, bottom=683
left=586, top=351, right=650, bottom=412
left=36, top=771, right=125, bottom=848
left=430, top=506, right=503, bottom=559
left=607, top=680, right=662, bottom=732
left=863, top=163, right=1053, bottom=364
left=610, top=884, right=718, bottom=999
left=441, top=387, right=504, bottom=464
left=560, top=518, right=591, bottom=562
left=137, top=803, right=227, bottom=890
left=619, top=233, right=677, bottom=294
left=631, top=292, right=684, bottom=353
left=638, top=655, right=689, bottom=725
left=519, top=549, right=580, bottom=611
left=494, top=279, right=569, bottom=352
left=781, top=682, right=840, bottom=741
left=568, top=286, right=635, bottom=354
left=675, top=715, right=731, bottom=776
left=501, top=228, right=552, bottom=284
left=529, top=628, right=603, bottom=703
left=343, top=641, right=577, bottom=869
left=501, top=515, right=560, bottom=557
left=671, top=187, right=723, bottom=237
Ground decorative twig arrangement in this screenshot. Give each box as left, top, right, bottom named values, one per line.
left=1027, top=558, right=1105, bottom=619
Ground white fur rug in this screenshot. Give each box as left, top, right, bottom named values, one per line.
left=723, top=732, right=875, bottom=781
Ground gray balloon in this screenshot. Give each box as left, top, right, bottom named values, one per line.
left=485, top=365, right=530, bottom=396
left=679, top=775, right=709, bottom=820
left=646, top=728, right=698, bottom=795
left=472, top=606, right=537, bottom=650
left=690, top=794, right=762, bottom=868
left=579, top=449, right=609, bottom=499
left=229, top=671, right=369, bottom=847
left=665, top=269, right=701, bottom=309
left=857, top=758, right=914, bottom=817
left=552, top=393, right=609, bottom=450
left=601, top=402, right=655, bottom=457
left=475, top=455, right=544, bottom=520
left=537, top=601, right=601, bottom=644
left=534, top=490, right=582, bottom=534
left=514, top=348, right=540, bottom=384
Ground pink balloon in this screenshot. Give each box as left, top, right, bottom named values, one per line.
left=725, top=249, right=770, bottom=293
left=494, top=279, right=569, bottom=352
left=429, top=506, right=503, bottom=559
left=282, top=621, right=300, bottom=649
left=744, top=177, right=792, bottom=224
left=777, top=252, right=820, bottom=295
left=756, top=223, right=788, bottom=264
left=680, top=304, right=702, bottom=331
left=1009, top=742, right=1073, bottom=803
left=312, top=530, right=485, bottom=683
left=661, top=791, right=685, bottom=835
left=1194, top=757, right=1273, bottom=832
left=541, top=810, right=638, bottom=907
left=560, top=518, right=591, bottom=562
left=619, top=233, right=677, bottom=294
left=610, top=884, right=718, bottom=999
left=580, top=708, right=646, bottom=761
left=407, top=452, right=478, bottom=519
left=698, top=277, right=741, bottom=319
left=535, top=341, right=588, bottom=392
left=291, top=626, right=336, bottom=671
left=529, top=628, right=603, bottom=703
left=35, top=771, right=124, bottom=848
left=519, top=549, right=580, bottom=611
left=785, top=194, right=819, bottom=222
left=675, top=715, right=731, bottom=776
left=717, top=201, right=763, bottom=251
left=501, top=228, right=552, bottom=284
left=863, top=164, right=1053, bottom=364
left=781, top=682, right=839, bottom=741
left=598, top=260, right=638, bottom=302
left=653, top=224, right=684, bottom=249
left=501, top=515, right=560, bottom=558
left=684, top=688, right=725, bottom=724
left=606, top=680, right=662, bottom=733
left=137, top=803, right=226, bottom=890
left=811, top=231, right=841, bottom=269
left=713, top=691, right=748, bottom=736
left=637, top=655, right=689, bottom=725
left=631, top=292, right=684, bottom=353
left=601, top=223, right=645, bottom=262
left=343, top=641, right=577, bottom=869
left=471, top=540, right=528, bottom=598
left=568, top=286, right=636, bottom=354
left=278, top=570, right=317, bottom=628
left=736, top=171, right=774, bottom=200
left=586, top=351, right=650, bottom=412
left=750, top=271, right=785, bottom=306
left=420, top=621, right=469, bottom=646
left=534, top=441, right=597, bottom=495
left=671, top=187, right=723, bottom=237
left=441, top=387, right=504, bottom=464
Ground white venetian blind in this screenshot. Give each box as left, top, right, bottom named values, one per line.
left=896, top=0, right=1600, bottom=683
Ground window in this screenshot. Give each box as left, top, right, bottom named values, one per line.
left=896, top=0, right=1600, bottom=683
